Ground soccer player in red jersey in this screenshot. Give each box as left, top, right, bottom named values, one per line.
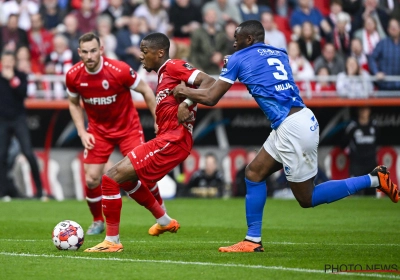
left=84, top=32, right=215, bottom=252
left=66, top=33, right=162, bottom=236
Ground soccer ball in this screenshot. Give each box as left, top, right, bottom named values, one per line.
left=52, top=220, right=84, bottom=250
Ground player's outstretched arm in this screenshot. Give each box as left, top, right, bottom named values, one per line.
left=68, top=95, right=95, bottom=150
left=173, top=78, right=232, bottom=106
left=134, top=79, right=156, bottom=120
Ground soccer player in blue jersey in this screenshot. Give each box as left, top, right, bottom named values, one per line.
left=173, top=20, right=399, bottom=253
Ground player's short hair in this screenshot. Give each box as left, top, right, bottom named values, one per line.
left=78, top=32, right=101, bottom=47
left=142, top=32, right=170, bottom=52
left=238, top=20, right=265, bottom=42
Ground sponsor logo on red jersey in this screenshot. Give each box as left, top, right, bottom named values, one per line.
left=83, top=94, right=117, bottom=105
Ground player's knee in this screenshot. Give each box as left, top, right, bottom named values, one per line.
left=297, top=197, right=312, bottom=208
left=85, top=173, right=101, bottom=188
left=245, top=165, right=263, bottom=182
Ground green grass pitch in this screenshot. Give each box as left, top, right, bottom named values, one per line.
left=0, top=197, right=399, bottom=279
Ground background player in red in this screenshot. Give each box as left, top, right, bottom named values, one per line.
left=84, top=32, right=215, bottom=252
left=66, top=33, right=161, bottom=235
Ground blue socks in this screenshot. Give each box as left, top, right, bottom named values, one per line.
left=245, top=178, right=267, bottom=239
left=312, top=175, right=371, bottom=207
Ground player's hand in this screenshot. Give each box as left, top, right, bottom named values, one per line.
left=173, top=81, right=188, bottom=100
left=80, top=131, right=95, bottom=150
left=177, top=102, right=195, bottom=124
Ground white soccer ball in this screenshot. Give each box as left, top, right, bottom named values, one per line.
left=52, top=220, right=84, bottom=250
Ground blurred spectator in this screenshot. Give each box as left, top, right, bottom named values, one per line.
left=15, top=46, right=37, bottom=97
left=341, top=106, right=378, bottom=195
left=238, top=0, right=271, bottom=22
left=189, top=9, right=229, bottom=75
left=329, top=11, right=351, bottom=56
left=116, top=16, right=147, bottom=71
left=353, top=15, right=383, bottom=56
left=27, top=13, right=53, bottom=74
left=168, top=0, right=202, bottom=38
left=62, top=14, right=81, bottom=64
left=261, top=11, right=287, bottom=49
left=133, top=0, right=169, bottom=34
left=287, top=41, right=315, bottom=81
left=1, top=0, right=39, bottom=31
left=351, top=0, right=389, bottom=38
left=101, top=0, right=132, bottom=32
left=314, top=43, right=345, bottom=75
left=297, top=21, right=321, bottom=63
left=185, top=153, right=224, bottom=198
left=234, top=149, right=257, bottom=197
left=350, top=37, right=369, bottom=71
left=290, top=0, right=331, bottom=40
left=45, top=34, right=73, bottom=99
left=96, top=14, right=117, bottom=59
left=336, top=56, right=373, bottom=98
left=388, top=0, right=400, bottom=19
left=274, top=0, right=297, bottom=17
left=70, top=0, right=98, bottom=34
left=341, top=0, right=362, bottom=15
left=0, top=50, right=44, bottom=200
left=369, top=18, right=400, bottom=91
left=0, top=14, right=29, bottom=54
left=326, top=0, right=351, bottom=32
left=202, top=0, right=242, bottom=27
left=378, top=0, right=400, bottom=15
left=313, top=66, right=336, bottom=95
left=224, top=19, right=239, bottom=55
left=39, top=0, right=67, bottom=32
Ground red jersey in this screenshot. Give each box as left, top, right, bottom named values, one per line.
left=66, top=57, right=142, bottom=138
left=155, top=59, right=200, bottom=148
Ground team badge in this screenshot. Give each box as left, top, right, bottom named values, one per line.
left=223, top=55, right=231, bottom=68
left=102, top=80, right=109, bottom=90
left=84, top=149, right=88, bottom=159
left=183, top=63, right=193, bottom=70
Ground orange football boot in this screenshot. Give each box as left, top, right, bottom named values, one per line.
left=370, top=165, right=399, bottom=203
left=148, top=219, right=180, bottom=236
left=84, top=240, right=123, bottom=252
left=219, top=240, right=264, bottom=252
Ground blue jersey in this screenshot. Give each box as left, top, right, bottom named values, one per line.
left=220, top=43, right=305, bottom=129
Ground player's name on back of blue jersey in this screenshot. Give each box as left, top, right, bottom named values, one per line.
left=275, top=82, right=294, bottom=91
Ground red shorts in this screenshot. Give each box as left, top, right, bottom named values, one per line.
left=127, top=138, right=191, bottom=186
left=83, top=128, right=145, bottom=164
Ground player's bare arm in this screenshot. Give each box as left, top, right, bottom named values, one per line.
left=68, top=95, right=95, bottom=150
left=176, top=72, right=216, bottom=123
left=174, top=78, right=231, bottom=106
left=134, top=79, right=158, bottom=133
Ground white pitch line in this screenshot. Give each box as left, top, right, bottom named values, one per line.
left=0, top=252, right=399, bottom=279
left=1, top=239, right=399, bottom=247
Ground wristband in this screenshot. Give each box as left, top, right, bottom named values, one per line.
left=183, top=98, right=193, bottom=106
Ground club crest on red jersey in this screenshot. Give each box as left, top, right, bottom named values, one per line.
left=84, top=149, right=88, bottom=159
left=102, top=80, right=109, bottom=90
left=183, top=63, right=193, bottom=70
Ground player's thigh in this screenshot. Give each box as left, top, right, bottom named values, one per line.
left=118, top=128, right=145, bottom=156
left=275, top=108, right=319, bottom=183
left=127, top=138, right=189, bottom=186
left=105, top=156, right=138, bottom=184
left=83, top=133, right=114, bottom=164
left=247, top=146, right=283, bottom=182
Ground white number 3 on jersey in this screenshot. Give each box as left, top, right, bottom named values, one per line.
left=267, top=58, right=288, bottom=81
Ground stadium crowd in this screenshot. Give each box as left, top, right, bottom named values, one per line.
left=0, top=0, right=399, bottom=99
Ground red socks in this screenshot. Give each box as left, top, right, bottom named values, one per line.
left=101, top=175, right=122, bottom=236
left=148, top=183, right=163, bottom=206
left=121, top=181, right=165, bottom=219
left=85, top=184, right=104, bottom=222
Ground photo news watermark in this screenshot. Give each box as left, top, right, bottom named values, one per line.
left=325, top=264, right=399, bottom=274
